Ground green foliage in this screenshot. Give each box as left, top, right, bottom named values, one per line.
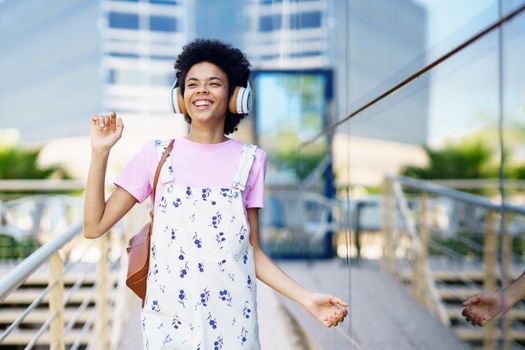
left=0, top=146, right=71, bottom=180
left=507, top=163, right=525, bottom=180
left=0, top=234, right=40, bottom=260
left=401, top=141, right=492, bottom=180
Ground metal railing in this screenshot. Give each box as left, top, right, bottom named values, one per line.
left=383, top=175, right=525, bottom=349
left=0, top=181, right=142, bottom=350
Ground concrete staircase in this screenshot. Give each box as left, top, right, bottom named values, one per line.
left=0, top=267, right=118, bottom=348
left=401, top=269, right=525, bottom=348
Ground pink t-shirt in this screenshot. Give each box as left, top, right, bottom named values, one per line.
left=113, top=136, right=267, bottom=209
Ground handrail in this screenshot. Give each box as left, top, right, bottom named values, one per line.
left=0, top=179, right=85, bottom=191
left=383, top=175, right=525, bottom=348
left=389, top=176, right=449, bottom=325
left=0, top=182, right=138, bottom=349
left=0, top=220, right=82, bottom=302
left=396, top=175, right=525, bottom=215
left=430, top=179, right=525, bottom=189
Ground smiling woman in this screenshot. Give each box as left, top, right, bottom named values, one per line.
left=83, top=38, right=348, bottom=350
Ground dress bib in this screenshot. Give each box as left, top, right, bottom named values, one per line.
left=140, top=139, right=261, bottom=350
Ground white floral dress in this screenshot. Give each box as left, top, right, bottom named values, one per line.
left=140, top=139, right=261, bottom=350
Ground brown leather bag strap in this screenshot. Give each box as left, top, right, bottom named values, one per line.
left=149, top=139, right=175, bottom=219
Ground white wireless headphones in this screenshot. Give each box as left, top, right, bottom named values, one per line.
left=170, top=77, right=252, bottom=115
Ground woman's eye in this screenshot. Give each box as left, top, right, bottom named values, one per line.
left=210, top=82, right=220, bottom=87
left=187, top=84, right=197, bottom=88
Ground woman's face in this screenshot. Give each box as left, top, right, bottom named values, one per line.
left=183, top=61, right=229, bottom=124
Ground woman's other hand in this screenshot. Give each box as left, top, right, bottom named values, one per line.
left=90, top=112, right=123, bottom=151
left=461, top=292, right=504, bottom=326
left=303, top=292, right=349, bottom=327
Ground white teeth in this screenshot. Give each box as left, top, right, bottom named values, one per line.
left=194, top=100, right=211, bottom=107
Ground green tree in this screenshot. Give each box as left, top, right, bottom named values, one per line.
left=0, top=146, right=71, bottom=180
left=401, top=140, right=493, bottom=179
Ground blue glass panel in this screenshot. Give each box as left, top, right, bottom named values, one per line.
left=109, top=12, right=139, bottom=29
left=290, top=11, right=322, bottom=30
left=150, top=15, right=177, bottom=32
left=259, top=15, right=282, bottom=32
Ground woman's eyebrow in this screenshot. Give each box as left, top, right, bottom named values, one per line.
left=186, top=76, right=224, bottom=83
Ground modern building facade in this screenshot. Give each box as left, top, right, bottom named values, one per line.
left=244, top=0, right=429, bottom=145
left=0, top=0, right=194, bottom=142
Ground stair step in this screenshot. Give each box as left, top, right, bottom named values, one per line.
left=454, top=327, right=525, bottom=341
left=401, top=270, right=522, bottom=283
left=2, top=328, right=92, bottom=345
left=439, top=287, right=481, bottom=300
left=2, top=287, right=116, bottom=304
left=0, top=308, right=101, bottom=323
left=21, top=272, right=119, bottom=285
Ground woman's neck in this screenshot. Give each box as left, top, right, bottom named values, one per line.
left=186, top=129, right=228, bottom=144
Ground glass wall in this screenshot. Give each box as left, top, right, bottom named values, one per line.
left=1, top=0, right=525, bottom=349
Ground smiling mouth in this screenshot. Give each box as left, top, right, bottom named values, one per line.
left=193, top=100, right=213, bottom=109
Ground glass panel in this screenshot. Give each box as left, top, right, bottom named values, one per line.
left=254, top=70, right=332, bottom=257
left=259, top=15, right=282, bottom=32
left=150, top=15, right=177, bottom=32
left=289, top=11, right=322, bottom=29
left=108, top=12, right=139, bottom=30
left=339, top=0, right=498, bottom=116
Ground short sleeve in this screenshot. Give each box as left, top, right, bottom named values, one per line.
left=245, top=148, right=267, bottom=208
left=113, top=140, right=156, bottom=204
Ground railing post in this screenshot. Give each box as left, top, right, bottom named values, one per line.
left=49, top=252, right=65, bottom=350
left=502, top=214, right=512, bottom=350
left=483, top=211, right=497, bottom=350
left=97, top=232, right=111, bottom=350
left=412, top=192, right=429, bottom=306
left=382, top=176, right=395, bottom=274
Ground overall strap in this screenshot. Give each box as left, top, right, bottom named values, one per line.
left=154, top=139, right=175, bottom=184
left=150, top=139, right=174, bottom=219
left=232, top=144, right=258, bottom=191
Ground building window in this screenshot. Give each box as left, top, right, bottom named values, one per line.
left=290, top=11, right=322, bottom=30
left=259, top=15, right=282, bottom=32
left=109, top=12, right=139, bottom=29
left=150, top=16, right=177, bottom=32
left=288, top=51, right=323, bottom=58
left=109, top=52, right=140, bottom=59
left=109, top=68, right=141, bottom=85
left=149, top=0, right=178, bottom=4
left=151, top=72, right=174, bottom=86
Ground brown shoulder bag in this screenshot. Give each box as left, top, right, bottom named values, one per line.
left=126, top=139, right=174, bottom=303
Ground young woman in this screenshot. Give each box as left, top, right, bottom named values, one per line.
left=84, top=39, right=348, bottom=350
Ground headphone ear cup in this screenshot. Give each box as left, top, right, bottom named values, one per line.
left=170, top=81, right=186, bottom=115
left=176, top=88, right=186, bottom=115
left=228, top=86, right=241, bottom=114
left=228, top=84, right=252, bottom=114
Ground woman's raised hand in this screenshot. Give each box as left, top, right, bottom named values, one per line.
left=90, top=112, right=123, bottom=151
left=303, top=292, right=349, bottom=328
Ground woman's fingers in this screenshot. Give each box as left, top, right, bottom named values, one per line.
left=92, top=113, right=120, bottom=133
left=463, top=295, right=480, bottom=307
left=330, top=296, right=349, bottom=308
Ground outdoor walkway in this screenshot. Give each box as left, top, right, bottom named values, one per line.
left=276, top=259, right=471, bottom=350
left=117, top=259, right=470, bottom=350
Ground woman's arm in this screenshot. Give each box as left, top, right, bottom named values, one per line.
left=83, top=113, right=136, bottom=239
left=247, top=208, right=348, bottom=327
left=462, top=270, right=525, bottom=326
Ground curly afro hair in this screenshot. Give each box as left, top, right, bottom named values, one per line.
left=174, top=39, right=251, bottom=135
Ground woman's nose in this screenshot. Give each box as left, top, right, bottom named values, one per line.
left=197, top=85, right=208, bottom=94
